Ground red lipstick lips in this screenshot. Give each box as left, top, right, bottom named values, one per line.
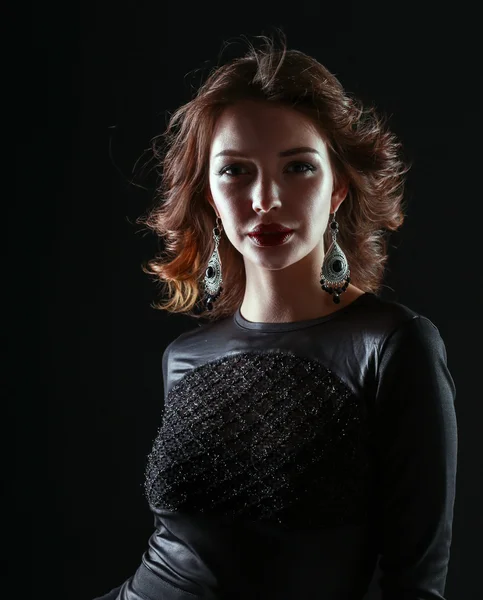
left=249, top=223, right=294, bottom=234
left=248, top=223, right=294, bottom=247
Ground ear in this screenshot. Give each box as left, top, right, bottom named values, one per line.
left=206, top=190, right=218, bottom=216
left=331, top=179, right=349, bottom=214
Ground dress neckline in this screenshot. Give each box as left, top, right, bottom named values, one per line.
left=233, top=292, right=374, bottom=332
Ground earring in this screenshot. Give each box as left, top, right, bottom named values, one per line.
left=320, top=212, right=351, bottom=304
left=203, top=216, right=224, bottom=311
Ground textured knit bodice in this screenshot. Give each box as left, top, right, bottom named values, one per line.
left=145, top=348, right=373, bottom=529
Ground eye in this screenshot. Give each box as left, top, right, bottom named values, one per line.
left=217, top=161, right=317, bottom=178
left=285, top=161, right=316, bottom=174
left=218, top=164, right=248, bottom=177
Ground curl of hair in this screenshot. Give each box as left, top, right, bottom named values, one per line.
left=136, top=31, right=410, bottom=321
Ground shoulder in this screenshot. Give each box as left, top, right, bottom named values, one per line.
left=360, top=296, right=451, bottom=395
left=163, top=318, right=231, bottom=367
left=354, top=293, right=443, bottom=351
left=367, top=299, right=456, bottom=423
left=161, top=316, right=233, bottom=387
left=345, top=293, right=449, bottom=386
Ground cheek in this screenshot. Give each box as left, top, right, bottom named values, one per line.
left=210, top=186, right=247, bottom=224
left=221, top=206, right=249, bottom=238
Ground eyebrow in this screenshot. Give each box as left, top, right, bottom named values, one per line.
left=214, top=146, right=321, bottom=159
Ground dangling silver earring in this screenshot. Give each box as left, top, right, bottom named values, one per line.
left=320, top=211, right=351, bottom=304
left=203, top=216, right=224, bottom=311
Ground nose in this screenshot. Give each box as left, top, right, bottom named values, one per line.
left=251, top=177, right=282, bottom=213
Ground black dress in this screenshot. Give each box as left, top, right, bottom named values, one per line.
left=93, top=292, right=458, bottom=600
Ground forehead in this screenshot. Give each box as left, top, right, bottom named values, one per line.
left=209, top=100, right=327, bottom=157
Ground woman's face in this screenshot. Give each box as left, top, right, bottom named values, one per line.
left=207, top=100, right=347, bottom=271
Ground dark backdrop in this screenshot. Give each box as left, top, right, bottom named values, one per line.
left=13, top=2, right=482, bottom=599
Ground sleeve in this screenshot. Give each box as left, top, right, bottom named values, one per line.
left=372, top=315, right=458, bottom=600
left=162, top=342, right=171, bottom=400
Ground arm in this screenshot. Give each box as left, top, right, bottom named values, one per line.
left=372, top=315, right=458, bottom=600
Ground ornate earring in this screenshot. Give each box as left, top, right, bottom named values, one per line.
left=320, top=211, right=351, bottom=304
left=203, top=216, right=224, bottom=311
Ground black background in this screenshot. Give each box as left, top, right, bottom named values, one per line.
left=12, top=2, right=482, bottom=599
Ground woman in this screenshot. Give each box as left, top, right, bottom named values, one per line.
left=94, top=33, right=458, bottom=600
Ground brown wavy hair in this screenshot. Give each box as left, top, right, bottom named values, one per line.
left=136, top=31, right=410, bottom=321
